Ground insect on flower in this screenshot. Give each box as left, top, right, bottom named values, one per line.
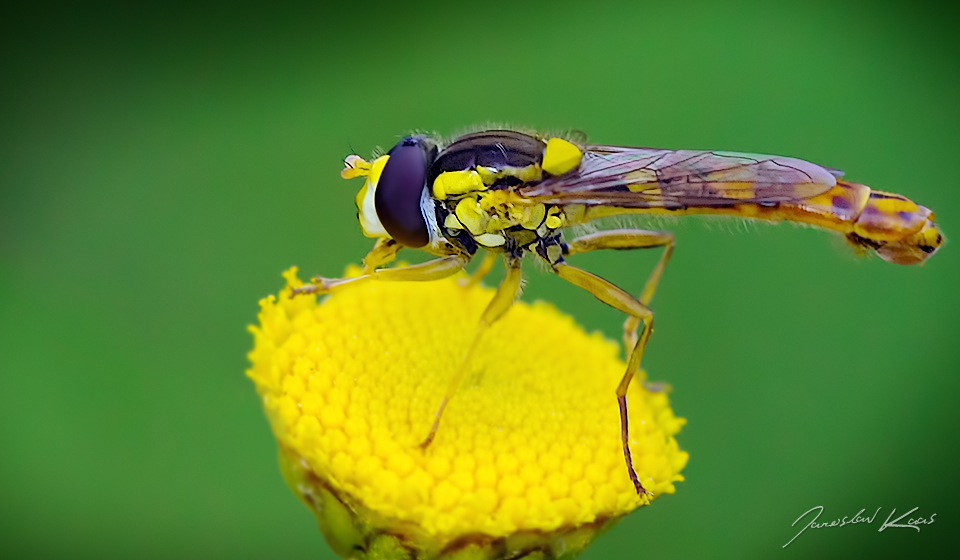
left=293, top=129, right=944, bottom=495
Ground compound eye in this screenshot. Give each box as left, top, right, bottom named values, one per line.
left=375, top=137, right=431, bottom=248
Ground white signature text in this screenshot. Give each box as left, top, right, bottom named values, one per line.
left=783, top=506, right=936, bottom=547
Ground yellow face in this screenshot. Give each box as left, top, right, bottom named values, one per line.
left=346, top=155, right=391, bottom=238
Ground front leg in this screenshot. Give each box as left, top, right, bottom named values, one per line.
left=420, top=255, right=522, bottom=449
left=292, top=253, right=472, bottom=296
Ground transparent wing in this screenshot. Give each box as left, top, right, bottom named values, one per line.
left=519, top=145, right=843, bottom=208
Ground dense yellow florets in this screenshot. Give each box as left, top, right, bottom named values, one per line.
left=247, top=266, right=687, bottom=553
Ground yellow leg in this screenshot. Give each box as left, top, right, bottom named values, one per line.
left=420, top=256, right=522, bottom=449
left=362, top=238, right=401, bottom=274
left=291, top=254, right=471, bottom=296
left=551, top=261, right=655, bottom=495
left=460, top=250, right=498, bottom=288
left=565, top=229, right=673, bottom=351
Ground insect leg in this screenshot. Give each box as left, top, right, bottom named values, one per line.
left=550, top=261, right=654, bottom=495
left=362, top=238, right=401, bottom=274
left=420, top=256, right=523, bottom=449
left=564, top=229, right=673, bottom=352
left=291, top=254, right=471, bottom=296
left=460, top=250, right=498, bottom=288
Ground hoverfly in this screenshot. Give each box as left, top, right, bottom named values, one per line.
left=294, top=129, right=944, bottom=495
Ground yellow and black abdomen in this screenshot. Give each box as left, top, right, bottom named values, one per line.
left=575, top=179, right=944, bottom=265
left=842, top=184, right=942, bottom=265
left=770, top=180, right=942, bottom=264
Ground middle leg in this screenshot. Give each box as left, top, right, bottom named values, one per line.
left=292, top=254, right=471, bottom=296
left=420, top=255, right=523, bottom=449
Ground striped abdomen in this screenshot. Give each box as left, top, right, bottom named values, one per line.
left=770, top=180, right=942, bottom=265
left=579, top=180, right=943, bottom=265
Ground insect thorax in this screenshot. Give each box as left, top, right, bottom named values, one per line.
left=428, top=143, right=586, bottom=263
left=433, top=176, right=589, bottom=265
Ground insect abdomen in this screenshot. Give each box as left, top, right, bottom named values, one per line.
left=582, top=180, right=943, bottom=265
left=850, top=188, right=931, bottom=241
left=843, top=186, right=943, bottom=265
left=777, top=180, right=873, bottom=233
left=759, top=180, right=942, bottom=264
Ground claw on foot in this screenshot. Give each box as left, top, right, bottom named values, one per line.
left=418, top=433, right=435, bottom=451
left=291, top=284, right=319, bottom=296
left=628, top=468, right=653, bottom=496
left=291, top=276, right=340, bottom=297
left=419, top=416, right=441, bottom=451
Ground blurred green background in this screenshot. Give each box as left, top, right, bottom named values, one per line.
left=2, top=1, right=958, bottom=558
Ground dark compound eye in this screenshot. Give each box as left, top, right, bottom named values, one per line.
left=375, top=136, right=435, bottom=248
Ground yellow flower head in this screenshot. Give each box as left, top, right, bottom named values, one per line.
left=247, top=267, right=688, bottom=559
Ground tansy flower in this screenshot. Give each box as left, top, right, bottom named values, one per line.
left=246, top=266, right=688, bottom=559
